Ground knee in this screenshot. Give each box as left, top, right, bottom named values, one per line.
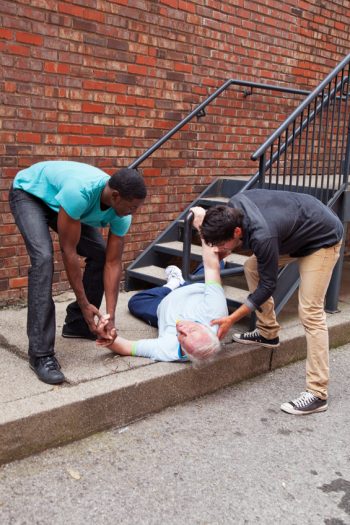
left=31, top=249, right=53, bottom=269
left=298, top=304, right=326, bottom=328
left=128, top=293, right=142, bottom=315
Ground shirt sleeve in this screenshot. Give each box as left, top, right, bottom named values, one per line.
left=109, top=214, right=132, bottom=236
left=203, top=282, right=229, bottom=319
left=132, top=336, right=188, bottom=362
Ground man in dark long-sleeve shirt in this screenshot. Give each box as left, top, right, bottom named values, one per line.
left=200, top=189, right=343, bottom=415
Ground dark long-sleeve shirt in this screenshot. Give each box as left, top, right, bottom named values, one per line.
left=228, top=189, right=343, bottom=311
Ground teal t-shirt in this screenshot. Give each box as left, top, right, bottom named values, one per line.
left=13, top=161, right=131, bottom=236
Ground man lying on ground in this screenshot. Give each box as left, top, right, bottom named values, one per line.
left=96, top=207, right=228, bottom=364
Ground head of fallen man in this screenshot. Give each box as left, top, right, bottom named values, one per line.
left=176, top=320, right=221, bottom=361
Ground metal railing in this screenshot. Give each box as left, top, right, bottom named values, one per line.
left=128, top=80, right=310, bottom=170
left=243, top=54, right=350, bottom=206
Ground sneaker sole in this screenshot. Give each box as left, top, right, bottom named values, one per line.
left=280, top=403, right=328, bottom=415
left=62, top=333, right=96, bottom=341
left=232, top=334, right=280, bottom=348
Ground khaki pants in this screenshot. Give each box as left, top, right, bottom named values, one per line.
left=244, top=241, right=342, bottom=399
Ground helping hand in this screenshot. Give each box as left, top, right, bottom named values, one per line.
left=210, top=315, right=233, bottom=340
left=95, top=314, right=118, bottom=347
left=190, top=206, right=206, bottom=231
left=81, top=303, right=103, bottom=334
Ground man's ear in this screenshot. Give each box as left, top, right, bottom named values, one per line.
left=111, top=190, right=121, bottom=202
left=234, top=226, right=242, bottom=238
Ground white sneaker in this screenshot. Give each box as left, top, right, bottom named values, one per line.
left=281, top=391, right=328, bottom=415
left=164, top=265, right=185, bottom=290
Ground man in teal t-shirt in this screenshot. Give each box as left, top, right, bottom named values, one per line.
left=9, top=160, right=147, bottom=385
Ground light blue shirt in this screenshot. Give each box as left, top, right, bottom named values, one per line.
left=133, top=282, right=228, bottom=361
left=13, top=161, right=131, bottom=236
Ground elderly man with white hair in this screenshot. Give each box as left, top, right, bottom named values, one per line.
left=97, top=207, right=228, bottom=364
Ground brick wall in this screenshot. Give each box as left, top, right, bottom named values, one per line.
left=1, top=0, right=350, bottom=305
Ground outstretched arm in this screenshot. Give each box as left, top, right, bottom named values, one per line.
left=96, top=316, right=134, bottom=355
left=190, top=207, right=250, bottom=339
left=190, top=206, right=221, bottom=284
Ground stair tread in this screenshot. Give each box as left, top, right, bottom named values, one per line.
left=129, top=266, right=248, bottom=303
left=199, top=196, right=230, bottom=202
left=155, top=241, right=248, bottom=265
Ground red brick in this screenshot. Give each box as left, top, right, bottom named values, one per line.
left=17, top=132, right=41, bottom=143
left=0, top=28, right=13, bottom=40
left=9, top=276, right=28, bottom=289
left=58, top=3, right=105, bottom=23
left=16, top=32, right=43, bottom=46
left=82, top=102, right=105, bottom=113
left=7, top=44, right=30, bottom=56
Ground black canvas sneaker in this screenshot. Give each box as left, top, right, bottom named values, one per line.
left=281, top=391, right=328, bottom=415
left=232, top=328, right=280, bottom=348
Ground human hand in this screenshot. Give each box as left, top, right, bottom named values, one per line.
left=80, top=303, right=103, bottom=334
left=210, top=315, right=233, bottom=340
left=95, top=314, right=117, bottom=347
left=190, top=206, right=206, bottom=231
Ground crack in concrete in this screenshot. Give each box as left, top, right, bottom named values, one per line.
left=0, top=334, right=26, bottom=361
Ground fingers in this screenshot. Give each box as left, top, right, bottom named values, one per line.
left=190, top=206, right=206, bottom=230
left=210, top=317, right=231, bottom=340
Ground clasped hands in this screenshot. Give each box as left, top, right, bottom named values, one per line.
left=81, top=303, right=117, bottom=346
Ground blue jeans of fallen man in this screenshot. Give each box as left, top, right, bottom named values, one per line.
left=9, top=187, right=106, bottom=358
left=128, top=261, right=224, bottom=327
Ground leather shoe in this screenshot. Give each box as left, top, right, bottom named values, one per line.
left=62, top=322, right=97, bottom=341
left=29, top=355, right=65, bottom=385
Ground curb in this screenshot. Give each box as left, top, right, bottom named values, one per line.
left=1, top=317, right=350, bottom=465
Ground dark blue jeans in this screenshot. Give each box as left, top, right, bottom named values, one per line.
left=128, top=262, right=219, bottom=328
left=9, top=187, right=106, bottom=358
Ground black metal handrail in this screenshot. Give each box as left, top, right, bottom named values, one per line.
left=251, top=54, right=350, bottom=161
left=128, top=80, right=310, bottom=170
left=246, top=53, right=350, bottom=205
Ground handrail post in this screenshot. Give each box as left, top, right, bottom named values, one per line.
left=258, top=154, right=266, bottom=187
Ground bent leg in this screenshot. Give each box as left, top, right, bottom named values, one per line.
left=128, top=287, right=171, bottom=327
left=244, top=255, right=280, bottom=339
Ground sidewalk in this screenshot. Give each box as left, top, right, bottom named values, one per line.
left=1, top=259, right=350, bottom=465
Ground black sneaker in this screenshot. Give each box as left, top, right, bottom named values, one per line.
left=281, top=391, right=328, bottom=415
left=29, top=355, right=65, bottom=385
left=62, top=322, right=97, bottom=341
left=232, top=328, right=280, bottom=348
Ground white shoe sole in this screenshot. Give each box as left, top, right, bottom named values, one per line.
left=280, top=402, right=328, bottom=415
left=232, top=334, right=280, bottom=348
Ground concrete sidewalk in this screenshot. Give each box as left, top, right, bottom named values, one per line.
left=1, top=260, right=350, bottom=465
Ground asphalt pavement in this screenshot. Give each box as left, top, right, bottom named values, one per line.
left=0, top=342, right=349, bottom=525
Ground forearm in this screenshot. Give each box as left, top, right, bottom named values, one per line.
left=61, top=250, right=89, bottom=307
left=228, top=303, right=251, bottom=325
left=201, top=239, right=221, bottom=283
left=103, top=261, right=122, bottom=321
left=107, top=336, right=134, bottom=356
